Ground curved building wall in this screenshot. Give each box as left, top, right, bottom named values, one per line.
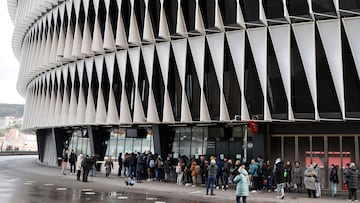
left=8, top=1, right=360, bottom=177
left=10, top=0, right=360, bottom=131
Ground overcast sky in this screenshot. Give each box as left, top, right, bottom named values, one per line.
left=0, top=1, right=25, bottom=104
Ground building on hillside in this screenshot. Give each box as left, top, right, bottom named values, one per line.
left=0, top=129, right=37, bottom=152
left=8, top=0, right=360, bottom=188
left=0, top=117, right=23, bottom=129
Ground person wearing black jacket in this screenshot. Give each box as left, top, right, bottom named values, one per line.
left=329, top=164, right=339, bottom=197
left=118, top=153, right=123, bottom=177
left=275, top=158, right=285, bottom=199
left=69, top=150, right=77, bottom=175
left=347, top=163, right=359, bottom=201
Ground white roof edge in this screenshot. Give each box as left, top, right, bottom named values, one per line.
left=7, top=0, right=17, bottom=24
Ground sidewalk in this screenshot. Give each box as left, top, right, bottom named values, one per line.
left=89, top=175, right=351, bottom=203
left=60, top=172, right=352, bottom=203
left=38, top=161, right=353, bottom=203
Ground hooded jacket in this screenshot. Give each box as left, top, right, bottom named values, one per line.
left=233, top=169, right=250, bottom=197
left=347, top=166, right=359, bottom=189
left=275, top=161, right=285, bottom=184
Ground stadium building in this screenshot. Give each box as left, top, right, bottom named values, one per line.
left=8, top=0, right=360, bottom=187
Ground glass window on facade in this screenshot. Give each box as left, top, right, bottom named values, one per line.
left=68, top=130, right=91, bottom=156
left=105, top=128, right=154, bottom=160
left=191, top=127, right=208, bottom=159
left=343, top=136, right=356, bottom=165
left=171, top=126, right=249, bottom=163
left=172, top=127, right=209, bottom=160
left=284, top=137, right=295, bottom=164
left=271, top=137, right=281, bottom=161
left=178, top=128, right=192, bottom=158
left=297, top=137, right=310, bottom=169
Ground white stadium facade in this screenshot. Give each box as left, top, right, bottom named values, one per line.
left=8, top=0, right=360, bottom=186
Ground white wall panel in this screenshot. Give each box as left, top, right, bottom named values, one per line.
left=268, top=25, right=294, bottom=120
left=75, top=60, right=87, bottom=125
left=172, top=39, right=192, bottom=122
left=84, top=57, right=96, bottom=124
left=143, top=0, right=155, bottom=43
left=128, top=47, right=146, bottom=123
left=115, top=50, right=132, bottom=124
left=226, top=30, right=249, bottom=121
left=142, top=44, right=160, bottom=123
left=115, top=0, right=129, bottom=48
left=207, top=33, right=229, bottom=121
left=317, top=19, right=344, bottom=119
left=292, top=22, right=319, bottom=120
left=128, top=0, right=142, bottom=45
left=105, top=53, right=119, bottom=124
left=176, top=0, right=188, bottom=37
left=60, top=65, right=70, bottom=125
left=94, top=55, right=107, bottom=124
left=343, top=17, right=360, bottom=85
left=103, top=0, right=116, bottom=51
left=247, top=27, right=272, bottom=121
left=159, top=0, right=170, bottom=40
left=68, top=63, right=78, bottom=125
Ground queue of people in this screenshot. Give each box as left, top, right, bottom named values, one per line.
left=60, top=149, right=359, bottom=202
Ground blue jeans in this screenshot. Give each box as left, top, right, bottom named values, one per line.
left=128, top=166, right=135, bottom=178
left=331, top=182, right=337, bottom=196
left=206, top=175, right=215, bottom=195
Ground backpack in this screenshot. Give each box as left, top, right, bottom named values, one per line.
left=81, top=158, right=87, bottom=168
left=149, top=159, right=155, bottom=168
left=257, top=164, right=262, bottom=176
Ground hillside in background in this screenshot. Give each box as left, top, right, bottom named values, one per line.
left=0, top=104, right=24, bottom=117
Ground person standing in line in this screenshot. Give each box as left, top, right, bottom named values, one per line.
left=199, top=155, right=206, bottom=185
left=292, top=161, right=303, bottom=193
left=304, top=164, right=317, bottom=198
left=124, top=152, right=130, bottom=177
left=284, top=160, right=292, bottom=192
left=233, top=165, right=250, bottom=203
left=82, top=155, right=90, bottom=182
left=105, top=157, right=114, bottom=177
left=232, top=160, right=241, bottom=180
left=344, top=163, right=351, bottom=199
left=76, top=154, right=84, bottom=181
left=313, top=162, right=321, bottom=197
left=164, top=156, right=172, bottom=182
left=223, top=158, right=231, bottom=191
left=346, top=162, right=359, bottom=201
left=190, top=160, right=197, bottom=187
left=176, top=160, right=184, bottom=185
left=117, top=153, right=123, bottom=177
left=264, top=160, right=274, bottom=192
left=329, top=164, right=339, bottom=197
left=216, top=157, right=224, bottom=189
left=275, top=158, right=285, bottom=199
left=206, top=159, right=218, bottom=195
left=61, top=149, right=69, bottom=175
left=249, top=159, right=260, bottom=192
left=128, top=152, right=137, bottom=178
left=69, top=150, right=77, bottom=175
left=257, top=156, right=265, bottom=190
left=136, top=153, right=144, bottom=183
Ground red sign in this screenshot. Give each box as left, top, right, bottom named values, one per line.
left=248, top=121, right=258, bottom=133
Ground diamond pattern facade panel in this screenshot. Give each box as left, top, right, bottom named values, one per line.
left=8, top=0, right=360, bottom=130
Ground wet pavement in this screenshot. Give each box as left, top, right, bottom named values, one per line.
left=0, top=155, right=353, bottom=203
